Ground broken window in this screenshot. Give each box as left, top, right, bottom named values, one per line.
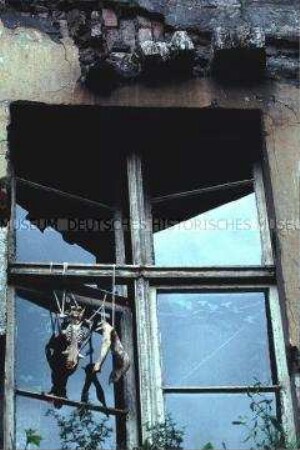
left=139, top=109, right=295, bottom=449
left=8, top=104, right=136, bottom=450
left=10, top=104, right=126, bottom=264
left=153, top=189, right=263, bottom=266
left=146, top=110, right=267, bottom=267
left=6, top=105, right=296, bottom=450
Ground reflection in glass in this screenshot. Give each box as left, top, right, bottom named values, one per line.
left=157, top=292, right=272, bottom=386
left=165, top=393, right=276, bottom=450
left=16, top=396, right=115, bottom=450
left=154, top=193, right=262, bottom=266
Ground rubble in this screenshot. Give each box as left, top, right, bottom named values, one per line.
left=0, top=0, right=298, bottom=92
left=171, top=31, right=195, bottom=53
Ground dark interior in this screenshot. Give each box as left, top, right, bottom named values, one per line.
left=10, top=103, right=263, bottom=252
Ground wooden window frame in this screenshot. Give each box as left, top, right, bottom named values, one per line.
left=5, top=156, right=140, bottom=450
left=5, top=134, right=297, bottom=449
left=124, top=151, right=298, bottom=445
left=148, top=285, right=296, bottom=441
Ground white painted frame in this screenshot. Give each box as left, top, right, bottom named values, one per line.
left=147, top=284, right=297, bottom=445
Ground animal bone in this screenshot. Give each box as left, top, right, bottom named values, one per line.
left=94, top=321, right=113, bottom=373
left=94, top=321, right=131, bottom=382
left=61, top=306, right=88, bottom=369
left=109, top=329, right=131, bottom=383
left=45, top=333, right=78, bottom=408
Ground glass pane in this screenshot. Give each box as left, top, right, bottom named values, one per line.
left=16, top=396, right=116, bottom=450
left=153, top=193, right=263, bottom=266
left=157, top=292, right=273, bottom=386
left=16, top=293, right=115, bottom=407
left=165, top=393, right=277, bottom=450
left=16, top=205, right=97, bottom=264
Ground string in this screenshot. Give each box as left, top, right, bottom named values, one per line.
left=112, top=264, right=116, bottom=328
left=89, top=294, right=107, bottom=323
left=101, top=294, right=107, bottom=323
left=62, top=290, right=66, bottom=316
left=53, top=291, right=62, bottom=315
left=69, top=293, right=79, bottom=308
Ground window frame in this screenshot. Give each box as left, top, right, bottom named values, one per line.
left=124, top=151, right=297, bottom=444
left=5, top=118, right=298, bottom=449
left=148, top=285, right=296, bottom=441
left=5, top=160, right=140, bottom=449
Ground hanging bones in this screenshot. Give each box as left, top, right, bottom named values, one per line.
left=61, top=305, right=89, bottom=370
left=94, top=321, right=131, bottom=383
left=94, top=264, right=131, bottom=382
left=110, top=328, right=131, bottom=383
left=46, top=291, right=102, bottom=405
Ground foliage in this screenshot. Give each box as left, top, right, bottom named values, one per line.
left=141, top=414, right=185, bottom=450
left=201, top=443, right=215, bottom=450
left=232, top=383, right=300, bottom=450
left=233, top=392, right=284, bottom=449
left=46, top=407, right=112, bottom=450
left=24, top=429, right=43, bottom=450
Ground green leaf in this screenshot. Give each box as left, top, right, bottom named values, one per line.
left=25, top=429, right=43, bottom=448
left=202, top=443, right=214, bottom=450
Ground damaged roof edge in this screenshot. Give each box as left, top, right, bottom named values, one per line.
left=0, top=0, right=299, bottom=91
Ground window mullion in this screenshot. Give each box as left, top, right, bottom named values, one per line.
left=126, top=152, right=153, bottom=266
left=120, top=305, right=139, bottom=448
left=253, top=162, right=274, bottom=266
left=114, top=209, right=126, bottom=265
left=4, top=286, right=15, bottom=450
left=134, top=280, right=164, bottom=440
left=268, top=286, right=298, bottom=441
left=127, top=152, right=164, bottom=442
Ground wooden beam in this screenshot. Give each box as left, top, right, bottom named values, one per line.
left=127, top=153, right=153, bottom=265
left=152, top=179, right=254, bottom=204
left=253, top=163, right=273, bottom=265
left=8, top=263, right=137, bottom=282
left=120, top=307, right=139, bottom=448
left=163, top=385, right=281, bottom=394
left=16, top=286, right=128, bottom=313
left=17, top=177, right=115, bottom=212
left=16, top=388, right=128, bottom=416
left=9, top=263, right=276, bottom=284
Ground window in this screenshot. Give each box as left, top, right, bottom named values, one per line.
left=8, top=104, right=136, bottom=450
left=6, top=104, right=296, bottom=450
left=155, top=289, right=279, bottom=449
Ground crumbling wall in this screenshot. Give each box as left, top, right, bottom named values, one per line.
left=0, top=0, right=298, bottom=94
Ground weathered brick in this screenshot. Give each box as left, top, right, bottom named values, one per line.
left=120, top=19, right=136, bottom=50
left=138, top=27, right=153, bottom=43
left=102, top=8, right=118, bottom=28
left=137, top=15, right=152, bottom=28
left=152, top=21, right=164, bottom=40
left=106, top=28, right=121, bottom=51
